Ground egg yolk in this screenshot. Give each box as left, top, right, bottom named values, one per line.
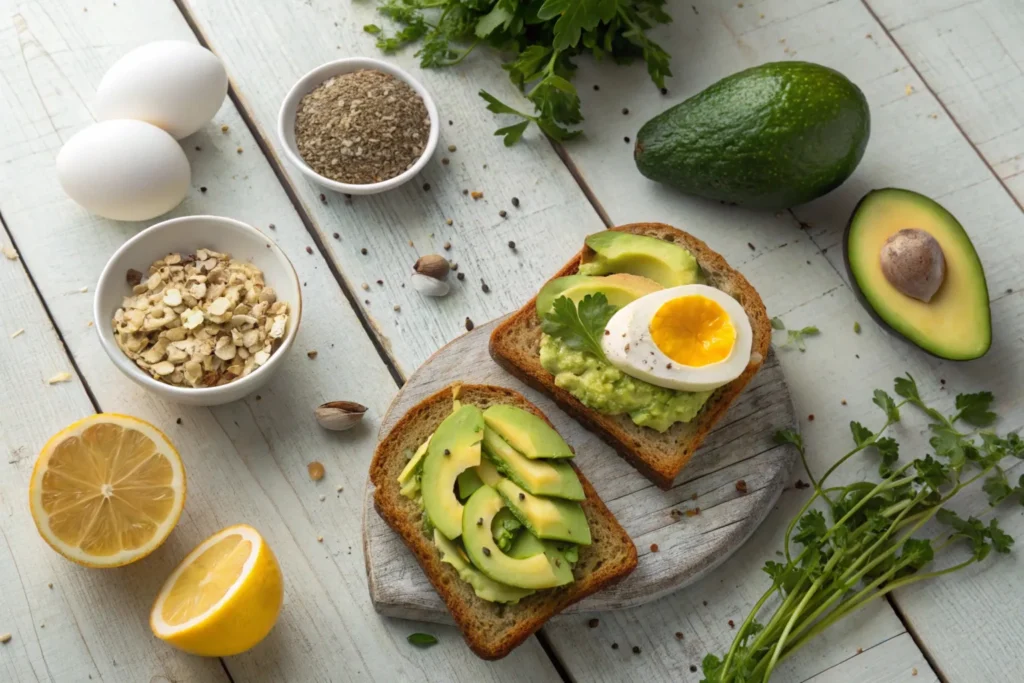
left=649, top=296, right=736, bottom=367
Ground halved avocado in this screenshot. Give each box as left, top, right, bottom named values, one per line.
left=845, top=188, right=991, bottom=360
left=462, top=486, right=573, bottom=589
left=579, top=231, right=703, bottom=287
left=535, top=273, right=663, bottom=316
left=434, top=529, right=534, bottom=603
left=482, top=427, right=585, bottom=500
left=421, top=404, right=484, bottom=540
left=497, top=479, right=592, bottom=546
left=482, top=405, right=573, bottom=460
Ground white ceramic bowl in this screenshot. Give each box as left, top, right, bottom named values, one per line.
left=277, top=57, right=439, bottom=195
left=94, top=215, right=302, bottom=406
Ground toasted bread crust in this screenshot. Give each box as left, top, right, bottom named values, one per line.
left=489, top=223, right=771, bottom=489
left=370, top=384, right=638, bottom=659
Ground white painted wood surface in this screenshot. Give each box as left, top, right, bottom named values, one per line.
left=0, top=2, right=560, bottom=681
left=364, top=319, right=795, bottom=617
left=2, top=0, right=1022, bottom=680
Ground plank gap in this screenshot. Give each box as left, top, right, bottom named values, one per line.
left=883, top=594, right=948, bottom=683
left=548, top=138, right=614, bottom=228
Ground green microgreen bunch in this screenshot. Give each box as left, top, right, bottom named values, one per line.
left=701, top=375, right=1022, bottom=682
left=365, top=0, right=673, bottom=142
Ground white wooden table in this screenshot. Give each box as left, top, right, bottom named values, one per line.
left=1, top=0, right=1021, bottom=681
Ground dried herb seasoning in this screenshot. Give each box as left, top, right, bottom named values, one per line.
left=295, top=70, right=430, bottom=185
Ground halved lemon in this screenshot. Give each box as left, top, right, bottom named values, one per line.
left=29, top=413, right=186, bottom=568
left=150, top=524, right=283, bottom=656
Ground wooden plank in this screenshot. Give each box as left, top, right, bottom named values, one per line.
left=364, top=318, right=796, bottom=616
left=0, top=231, right=228, bottom=683
left=802, top=633, right=937, bottom=682
left=179, top=0, right=948, bottom=678
left=864, top=0, right=1024, bottom=203
left=0, top=1, right=561, bottom=680
left=547, top=0, right=1024, bottom=678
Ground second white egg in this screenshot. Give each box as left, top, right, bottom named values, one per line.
left=94, top=40, right=228, bottom=140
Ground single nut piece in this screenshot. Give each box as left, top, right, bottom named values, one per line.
left=880, top=228, right=945, bottom=302
left=414, top=254, right=450, bottom=281
left=411, top=273, right=450, bottom=297
left=307, top=461, right=326, bottom=481
left=315, top=400, right=368, bottom=431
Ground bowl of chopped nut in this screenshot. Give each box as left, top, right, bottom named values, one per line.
left=94, top=215, right=302, bottom=406
left=277, top=57, right=439, bottom=195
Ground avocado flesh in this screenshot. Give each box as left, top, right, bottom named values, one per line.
left=434, top=529, right=534, bottom=603
left=482, top=427, right=585, bottom=500
left=491, top=507, right=523, bottom=552
left=497, top=479, right=592, bottom=546
left=508, top=530, right=575, bottom=568
left=535, top=273, right=663, bottom=316
left=421, top=405, right=484, bottom=540
left=456, top=468, right=484, bottom=500
left=634, top=61, right=870, bottom=209
left=482, top=405, right=574, bottom=460
left=845, top=188, right=991, bottom=360
left=462, top=486, right=573, bottom=589
left=579, top=232, right=703, bottom=287
left=397, top=436, right=431, bottom=499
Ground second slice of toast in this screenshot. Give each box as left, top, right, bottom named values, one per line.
left=489, top=223, right=771, bottom=489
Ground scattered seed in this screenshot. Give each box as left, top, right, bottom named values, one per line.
left=377, top=279, right=384, bottom=286
left=360, top=247, right=368, bottom=255
left=445, top=219, right=453, bottom=226
left=457, top=272, right=465, bottom=281
left=442, top=158, right=450, bottom=165
left=308, top=461, right=325, bottom=481
left=195, top=146, right=202, bottom=151
left=471, top=191, right=483, bottom=200
left=736, top=480, right=748, bottom=494
left=841, top=399, right=847, bottom=405
left=337, top=485, right=344, bottom=492
left=518, top=492, right=525, bottom=501
left=462, top=189, right=469, bottom=195
left=729, top=620, right=735, bottom=628
left=465, top=317, right=474, bottom=331
left=857, top=647, right=863, bottom=654
left=511, top=197, right=520, bottom=208
left=686, top=507, right=701, bottom=517
left=0, top=634, right=11, bottom=645
left=443, top=449, right=451, bottom=456
left=176, top=418, right=182, bottom=425
left=624, top=136, right=630, bottom=144
left=748, top=242, right=755, bottom=250
left=307, top=350, right=318, bottom=360
left=47, top=583, right=53, bottom=589
left=481, top=281, right=490, bottom=294
left=499, top=210, right=507, bottom=218
left=408, top=240, right=414, bottom=247
left=508, top=240, right=516, bottom=250
left=675, top=632, right=684, bottom=640
left=221, top=124, right=229, bottom=133
left=477, top=518, right=483, bottom=526
left=588, top=618, right=600, bottom=628
left=482, top=547, right=491, bottom=557
left=393, top=305, right=401, bottom=312
left=10, top=328, right=24, bottom=339
left=423, top=183, right=431, bottom=191
left=611, top=642, right=618, bottom=649
left=593, top=85, right=600, bottom=91
left=912, top=668, right=918, bottom=676
left=443, top=241, right=451, bottom=251
left=236, top=147, right=243, bottom=154
left=306, top=246, right=313, bottom=254
left=690, top=665, right=698, bottom=673
left=448, top=144, right=457, bottom=152
left=319, top=193, right=327, bottom=203
left=795, top=480, right=810, bottom=490
left=448, top=120, right=453, bottom=126
left=650, top=543, right=659, bottom=552
left=200, top=186, right=207, bottom=193
left=691, top=493, right=698, bottom=501
left=47, top=372, right=72, bottom=385
left=660, top=87, right=668, bottom=95
left=808, top=414, right=815, bottom=421
left=632, top=646, right=641, bottom=654
left=317, top=536, right=324, bottom=543
left=622, top=108, right=629, bottom=115
left=450, top=263, right=458, bottom=271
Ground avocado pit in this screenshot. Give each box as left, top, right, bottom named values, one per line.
left=879, top=228, right=945, bottom=302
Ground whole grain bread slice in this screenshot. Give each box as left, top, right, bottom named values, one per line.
left=489, top=223, right=771, bottom=489
left=370, top=383, right=638, bottom=660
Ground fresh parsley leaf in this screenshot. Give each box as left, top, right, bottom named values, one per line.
left=785, top=326, right=819, bottom=352
left=913, top=455, right=949, bottom=490
left=537, top=0, right=618, bottom=51
left=774, top=428, right=804, bottom=452
left=701, top=653, right=725, bottom=681
left=874, top=437, right=899, bottom=476
left=503, top=46, right=553, bottom=87
left=407, top=632, right=438, bottom=647
left=479, top=90, right=530, bottom=117
left=930, top=424, right=966, bottom=468
left=770, top=316, right=786, bottom=330
left=495, top=120, right=531, bottom=146
left=475, top=4, right=513, bottom=38
left=983, top=469, right=1013, bottom=506
left=872, top=389, right=900, bottom=422
left=894, top=373, right=921, bottom=402
left=899, top=537, right=934, bottom=571
left=793, top=509, right=827, bottom=547
left=850, top=421, right=873, bottom=447
left=541, top=294, right=618, bottom=360
left=989, top=519, right=1014, bottom=553
left=363, top=24, right=382, bottom=35
left=955, top=391, right=997, bottom=427
left=936, top=510, right=991, bottom=561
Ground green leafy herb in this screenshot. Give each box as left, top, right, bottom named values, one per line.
left=542, top=293, right=618, bottom=361
left=770, top=317, right=785, bottom=331
left=853, top=321, right=861, bottom=334
left=368, top=0, right=673, bottom=141
left=784, top=326, right=819, bottom=352
left=701, top=378, right=1019, bottom=682
left=407, top=632, right=439, bottom=647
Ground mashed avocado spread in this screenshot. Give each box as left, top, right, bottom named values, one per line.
left=539, top=334, right=711, bottom=432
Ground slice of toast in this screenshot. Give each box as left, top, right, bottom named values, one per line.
left=489, top=223, right=771, bottom=489
left=370, top=384, right=638, bottom=660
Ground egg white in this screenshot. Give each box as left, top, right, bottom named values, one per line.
left=601, top=284, right=752, bottom=392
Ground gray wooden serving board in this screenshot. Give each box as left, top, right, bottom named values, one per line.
left=362, top=317, right=797, bottom=623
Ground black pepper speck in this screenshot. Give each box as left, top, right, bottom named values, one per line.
left=360, top=248, right=368, bottom=255
left=632, top=646, right=641, bottom=654
left=508, top=240, right=516, bottom=250
left=511, top=196, right=520, bottom=207
left=200, top=186, right=207, bottom=193
left=457, top=272, right=465, bottom=281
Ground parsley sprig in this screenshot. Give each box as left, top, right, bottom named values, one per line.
left=702, top=375, right=1021, bottom=682
left=366, top=0, right=673, bottom=142
left=541, top=293, right=618, bottom=360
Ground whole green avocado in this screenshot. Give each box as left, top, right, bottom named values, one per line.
left=634, top=61, right=870, bottom=209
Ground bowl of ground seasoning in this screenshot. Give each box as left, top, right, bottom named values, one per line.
left=278, top=57, right=438, bottom=195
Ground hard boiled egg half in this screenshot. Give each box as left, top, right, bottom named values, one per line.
left=602, top=284, right=752, bottom=392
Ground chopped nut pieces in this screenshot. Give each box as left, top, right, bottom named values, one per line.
left=2, top=246, right=17, bottom=260
left=0, top=633, right=11, bottom=644
left=111, top=250, right=289, bottom=389
left=47, top=372, right=72, bottom=384
left=308, top=461, right=326, bottom=481
left=471, top=191, right=483, bottom=200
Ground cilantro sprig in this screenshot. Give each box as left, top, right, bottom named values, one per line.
left=702, top=375, right=1021, bottom=682
left=769, top=317, right=819, bottom=352
left=541, top=293, right=618, bottom=360
left=367, top=0, right=673, bottom=142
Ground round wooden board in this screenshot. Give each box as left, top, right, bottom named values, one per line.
left=362, top=317, right=796, bottom=623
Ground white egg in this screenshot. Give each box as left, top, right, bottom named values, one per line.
left=602, top=284, right=753, bottom=392
left=56, top=120, right=190, bottom=221
left=94, top=40, right=228, bottom=140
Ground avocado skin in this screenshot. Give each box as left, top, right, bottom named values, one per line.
left=843, top=188, right=992, bottom=361
left=634, top=61, right=870, bottom=209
